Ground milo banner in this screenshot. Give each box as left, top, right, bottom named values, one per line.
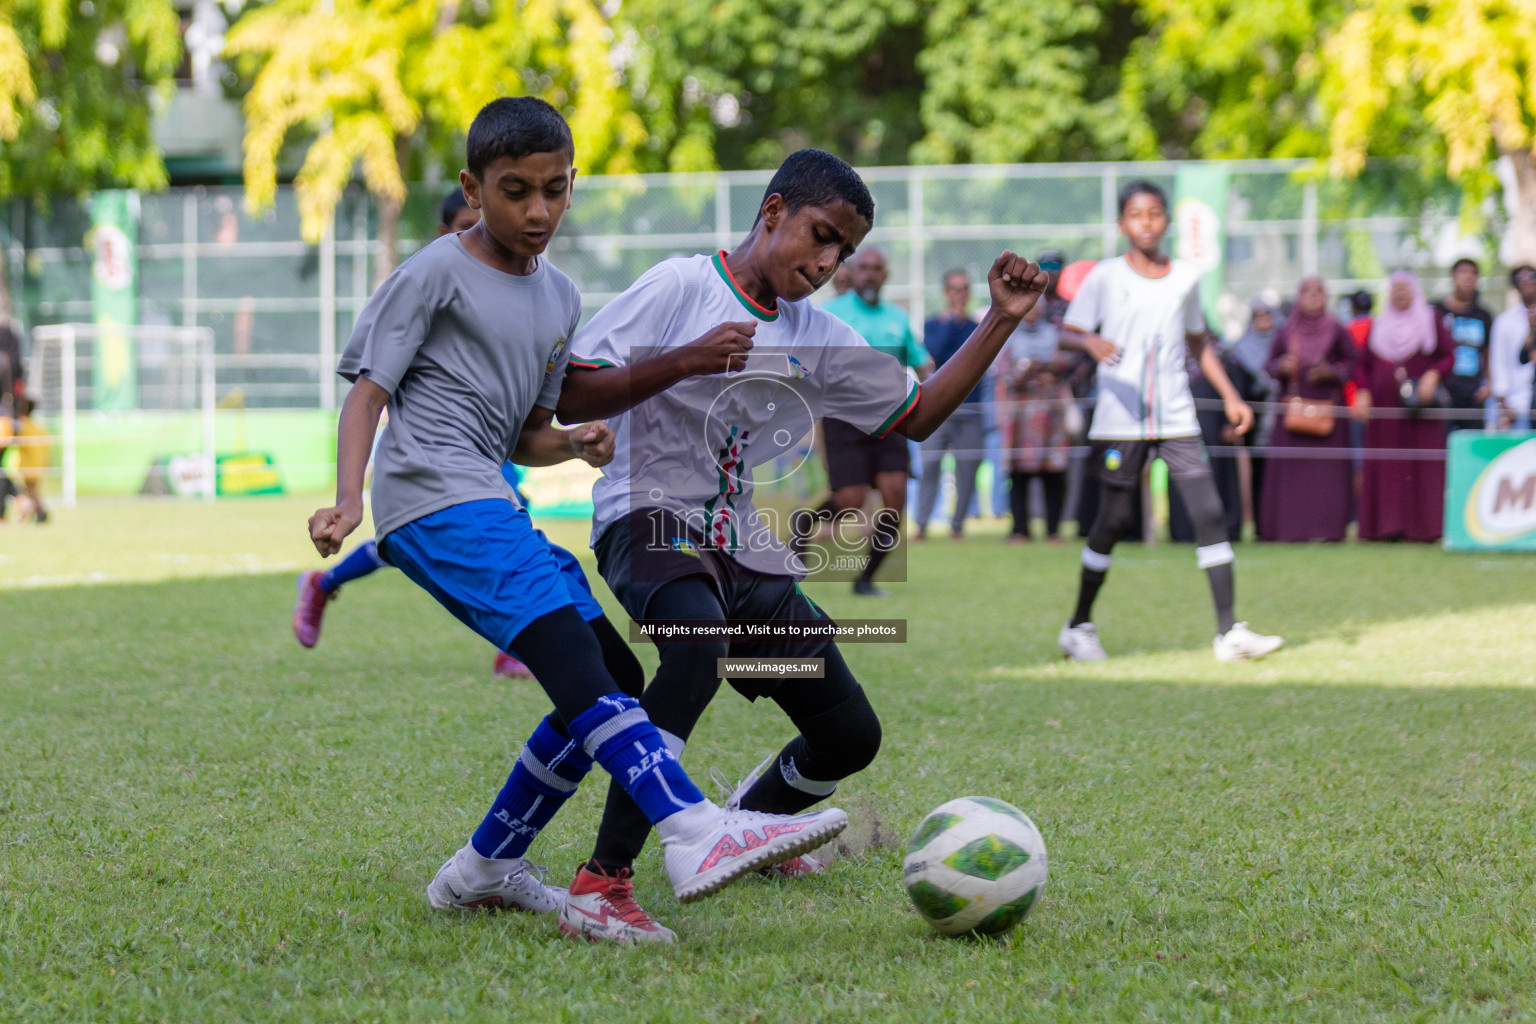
left=1444, top=432, right=1536, bottom=551
left=89, top=190, right=138, bottom=410
left=1172, top=165, right=1229, bottom=330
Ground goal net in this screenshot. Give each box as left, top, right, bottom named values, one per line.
left=28, top=324, right=216, bottom=506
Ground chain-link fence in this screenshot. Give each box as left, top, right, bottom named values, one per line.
left=8, top=159, right=1502, bottom=412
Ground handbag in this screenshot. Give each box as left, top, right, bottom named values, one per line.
left=1281, top=338, right=1336, bottom=437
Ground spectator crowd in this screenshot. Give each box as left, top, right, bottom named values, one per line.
left=897, top=255, right=1536, bottom=546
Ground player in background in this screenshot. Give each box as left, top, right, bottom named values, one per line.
left=1057, top=180, right=1283, bottom=663
left=292, top=191, right=540, bottom=679
left=307, top=99, right=848, bottom=934
left=554, top=148, right=1048, bottom=942
left=791, top=246, right=932, bottom=595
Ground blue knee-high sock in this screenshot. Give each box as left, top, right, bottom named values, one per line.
left=569, top=695, right=705, bottom=824
left=470, top=715, right=594, bottom=860
left=320, top=538, right=388, bottom=592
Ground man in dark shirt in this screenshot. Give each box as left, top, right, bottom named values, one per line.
left=914, top=269, right=986, bottom=540
left=1433, top=257, right=1495, bottom=428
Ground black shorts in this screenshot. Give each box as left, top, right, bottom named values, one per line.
left=823, top=417, right=909, bottom=491
left=1092, top=436, right=1211, bottom=489
left=595, top=508, right=836, bottom=698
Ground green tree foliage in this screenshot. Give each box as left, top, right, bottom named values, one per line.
left=914, top=0, right=1140, bottom=164
left=225, top=0, right=714, bottom=280
left=624, top=0, right=928, bottom=168
left=0, top=0, right=180, bottom=317
left=1320, top=0, right=1536, bottom=261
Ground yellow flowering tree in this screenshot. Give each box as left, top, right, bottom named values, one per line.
left=225, top=0, right=690, bottom=283
left=1322, top=0, right=1536, bottom=261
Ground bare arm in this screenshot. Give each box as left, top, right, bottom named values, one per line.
left=511, top=405, right=615, bottom=468
left=308, top=375, right=389, bottom=556
left=1192, top=333, right=1255, bottom=435
left=895, top=251, right=1047, bottom=440
left=556, top=321, right=759, bottom=422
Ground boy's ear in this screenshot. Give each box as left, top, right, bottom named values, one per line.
left=760, top=193, right=785, bottom=232
left=459, top=169, right=482, bottom=210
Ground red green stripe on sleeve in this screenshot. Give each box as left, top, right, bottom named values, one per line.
left=567, top=357, right=615, bottom=370
left=874, top=382, right=921, bottom=438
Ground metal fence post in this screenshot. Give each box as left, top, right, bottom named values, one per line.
left=1302, top=180, right=1320, bottom=277
left=908, top=172, right=925, bottom=330
left=61, top=325, right=77, bottom=508
left=715, top=174, right=732, bottom=253
left=319, top=205, right=337, bottom=410
left=200, top=328, right=216, bottom=502
left=1101, top=168, right=1119, bottom=258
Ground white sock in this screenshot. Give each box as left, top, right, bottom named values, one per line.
left=656, top=799, right=719, bottom=842
left=454, top=842, right=516, bottom=889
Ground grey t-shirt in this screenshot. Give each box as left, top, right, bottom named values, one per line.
left=337, top=233, right=579, bottom=538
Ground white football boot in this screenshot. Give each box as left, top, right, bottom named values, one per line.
left=1213, top=622, right=1284, bottom=662
left=1058, top=621, right=1108, bottom=661
left=426, top=854, right=566, bottom=913
left=661, top=800, right=847, bottom=903
left=713, top=759, right=829, bottom=879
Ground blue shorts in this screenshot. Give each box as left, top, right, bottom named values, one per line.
left=380, top=499, right=604, bottom=652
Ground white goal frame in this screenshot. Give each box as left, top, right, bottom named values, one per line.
left=29, top=323, right=217, bottom=506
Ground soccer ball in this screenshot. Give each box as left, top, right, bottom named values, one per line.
left=902, top=796, right=1048, bottom=937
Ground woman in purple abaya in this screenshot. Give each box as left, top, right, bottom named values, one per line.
left=1259, top=277, right=1356, bottom=542
left=1352, top=271, right=1455, bottom=542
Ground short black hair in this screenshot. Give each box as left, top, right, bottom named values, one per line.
left=440, top=189, right=470, bottom=227
left=1451, top=256, right=1480, bottom=275
left=942, top=268, right=968, bottom=284
left=466, top=97, right=573, bottom=178
left=1511, top=264, right=1536, bottom=287
left=1118, top=179, right=1168, bottom=216
left=757, top=148, right=875, bottom=227
left=1350, top=289, right=1374, bottom=315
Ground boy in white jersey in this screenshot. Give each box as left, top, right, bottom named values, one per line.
left=1057, top=180, right=1282, bottom=663
left=307, top=100, right=848, bottom=936
left=553, top=148, right=1048, bottom=942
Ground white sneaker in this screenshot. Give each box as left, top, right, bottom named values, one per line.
left=1214, top=622, right=1284, bottom=662
left=1058, top=621, right=1107, bottom=661
left=663, top=803, right=848, bottom=903
left=559, top=865, right=676, bottom=944
left=426, top=854, right=566, bottom=913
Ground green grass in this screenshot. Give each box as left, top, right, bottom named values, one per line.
left=2, top=500, right=1535, bottom=1022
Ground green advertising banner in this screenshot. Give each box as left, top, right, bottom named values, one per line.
left=1172, top=165, right=1229, bottom=330
left=89, top=190, right=138, bottom=410
left=1444, top=431, right=1536, bottom=551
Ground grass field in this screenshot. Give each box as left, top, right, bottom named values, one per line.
left=3, top=498, right=1535, bottom=1023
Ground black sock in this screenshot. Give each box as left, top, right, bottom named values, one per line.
left=857, top=509, right=900, bottom=584
left=1071, top=567, right=1106, bottom=627
left=1206, top=563, right=1236, bottom=634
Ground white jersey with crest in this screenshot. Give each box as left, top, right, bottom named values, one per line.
left=570, top=251, right=919, bottom=576
left=1064, top=254, right=1207, bottom=441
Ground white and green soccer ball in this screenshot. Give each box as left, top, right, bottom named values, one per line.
left=902, top=796, right=1048, bottom=937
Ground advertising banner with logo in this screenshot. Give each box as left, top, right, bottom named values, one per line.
left=1172, top=166, right=1229, bottom=331
left=1444, top=432, right=1536, bottom=550
left=90, top=190, right=139, bottom=410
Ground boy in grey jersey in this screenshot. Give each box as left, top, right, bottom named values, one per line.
left=307, top=99, right=849, bottom=945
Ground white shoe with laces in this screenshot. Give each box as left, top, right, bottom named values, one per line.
left=662, top=800, right=846, bottom=903
left=1213, top=622, right=1284, bottom=662
left=1058, top=621, right=1107, bottom=661
left=710, top=758, right=829, bottom=879
left=426, top=854, right=566, bottom=913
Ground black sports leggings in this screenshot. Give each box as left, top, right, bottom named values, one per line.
left=588, top=578, right=880, bottom=871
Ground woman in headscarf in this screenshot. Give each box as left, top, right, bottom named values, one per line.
left=997, top=298, right=1073, bottom=541
left=1258, top=278, right=1356, bottom=542
left=1352, top=271, right=1455, bottom=542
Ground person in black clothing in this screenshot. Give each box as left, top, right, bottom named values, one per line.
left=914, top=269, right=985, bottom=539
left=1433, top=257, right=1495, bottom=428
left=1169, top=332, right=1271, bottom=543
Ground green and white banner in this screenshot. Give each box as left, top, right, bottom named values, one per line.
left=1444, top=431, right=1536, bottom=551
left=89, top=190, right=139, bottom=411
left=1172, top=165, right=1229, bottom=331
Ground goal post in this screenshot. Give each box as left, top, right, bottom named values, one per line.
left=29, top=323, right=217, bottom=506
